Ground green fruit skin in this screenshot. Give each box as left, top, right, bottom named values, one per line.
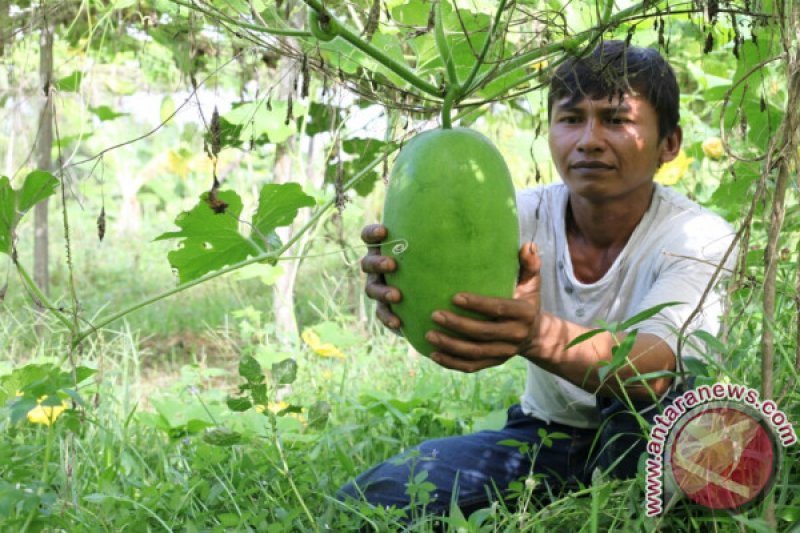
left=382, top=128, right=519, bottom=357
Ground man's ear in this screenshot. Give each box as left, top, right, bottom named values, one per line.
left=658, top=126, right=683, bottom=165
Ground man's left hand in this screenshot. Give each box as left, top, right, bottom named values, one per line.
left=426, top=242, right=542, bottom=372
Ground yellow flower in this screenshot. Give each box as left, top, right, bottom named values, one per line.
left=255, top=401, right=288, bottom=414
left=27, top=397, right=69, bottom=426
left=301, top=329, right=345, bottom=359
left=531, top=60, right=548, bottom=71
left=702, top=137, right=724, bottom=159
left=654, top=150, right=694, bottom=186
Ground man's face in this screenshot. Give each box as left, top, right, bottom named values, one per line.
left=548, top=93, right=681, bottom=203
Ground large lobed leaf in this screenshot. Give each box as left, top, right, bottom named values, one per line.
left=156, top=183, right=315, bottom=284
left=0, top=171, right=59, bottom=255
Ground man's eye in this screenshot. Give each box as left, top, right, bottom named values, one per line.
left=608, top=117, right=629, bottom=125
left=560, top=116, right=580, bottom=124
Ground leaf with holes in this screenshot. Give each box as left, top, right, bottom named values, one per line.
left=155, top=190, right=258, bottom=283
left=0, top=171, right=59, bottom=256
left=156, top=184, right=314, bottom=284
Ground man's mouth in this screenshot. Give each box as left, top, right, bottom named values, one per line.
left=571, top=161, right=614, bottom=169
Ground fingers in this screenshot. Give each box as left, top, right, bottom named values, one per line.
left=365, top=275, right=402, bottom=304
left=430, top=351, right=507, bottom=373
left=361, top=223, right=387, bottom=244
left=360, top=254, right=396, bottom=274
left=426, top=330, right=516, bottom=359
left=432, top=310, right=530, bottom=343
left=449, top=293, right=536, bottom=321
left=376, top=302, right=401, bottom=330
left=515, top=242, right=541, bottom=300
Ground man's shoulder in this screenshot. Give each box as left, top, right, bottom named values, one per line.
left=650, top=185, right=736, bottom=257
left=653, top=185, right=734, bottom=235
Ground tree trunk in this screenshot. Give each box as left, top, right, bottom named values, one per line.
left=272, top=138, right=299, bottom=346
left=34, top=23, right=54, bottom=296
left=0, top=0, right=9, bottom=57
left=270, top=39, right=304, bottom=347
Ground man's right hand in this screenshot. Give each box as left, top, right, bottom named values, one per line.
left=360, top=224, right=403, bottom=331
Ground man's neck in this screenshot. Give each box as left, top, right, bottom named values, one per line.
left=566, top=184, right=655, bottom=249
left=565, top=184, right=655, bottom=283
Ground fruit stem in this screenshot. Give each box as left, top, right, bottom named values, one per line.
left=441, top=87, right=460, bottom=129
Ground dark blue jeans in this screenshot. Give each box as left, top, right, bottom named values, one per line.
left=338, top=392, right=682, bottom=516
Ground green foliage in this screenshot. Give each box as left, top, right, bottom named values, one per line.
left=0, top=172, right=59, bottom=255
left=156, top=183, right=315, bottom=283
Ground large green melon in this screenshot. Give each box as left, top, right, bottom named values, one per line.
left=381, top=128, right=519, bottom=356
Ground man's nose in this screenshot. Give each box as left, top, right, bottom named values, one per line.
left=577, top=119, right=604, bottom=152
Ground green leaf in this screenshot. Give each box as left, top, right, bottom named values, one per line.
left=0, top=171, right=59, bottom=255
left=610, top=329, right=639, bottom=366
left=497, top=439, right=529, bottom=454
left=226, top=396, right=253, bottom=412
left=252, top=183, right=315, bottom=239
left=89, top=105, right=128, bottom=121
left=271, top=358, right=298, bottom=385
left=202, top=427, right=242, bottom=447
left=566, top=328, right=604, bottom=349
left=306, top=400, right=331, bottom=429
left=18, top=170, right=59, bottom=213
left=239, top=355, right=263, bottom=384
left=224, top=100, right=308, bottom=145
left=9, top=396, right=38, bottom=424
left=55, top=71, right=83, bottom=92
left=160, top=96, right=176, bottom=123
left=622, top=370, right=678, bottom=386
left=0, top=177, right=15, bottom=254
left=155, top=190, right=259, bottom=283
left=619, top=302, right=684, bottom=330
left=391, top=0, right=430, bottom=26
left=325, top=138, right=395, bottom=197
left=690, top=330, right=726, bottom=354
left=683, top=357, right=712, bottom=378
left=303, top=102, right=342, bottom=136
left=707, top=161, right=759, bottom=221
left=204, top=115, right=244, bottom=151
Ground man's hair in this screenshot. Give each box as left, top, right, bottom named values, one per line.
left=547, top=40, right=680, bottom=140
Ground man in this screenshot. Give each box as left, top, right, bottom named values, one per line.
left=341, top=40, right=736, bottom=515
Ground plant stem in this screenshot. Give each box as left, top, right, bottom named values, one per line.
left=71, top=147, right=395, bottom=349
left=435, top=0, right=460, bottom=88
left=460, top=0, right=508, bottom=95
left=15, top=259, right=74, bottom=332
left=302, top=0, right=441, bottom=97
